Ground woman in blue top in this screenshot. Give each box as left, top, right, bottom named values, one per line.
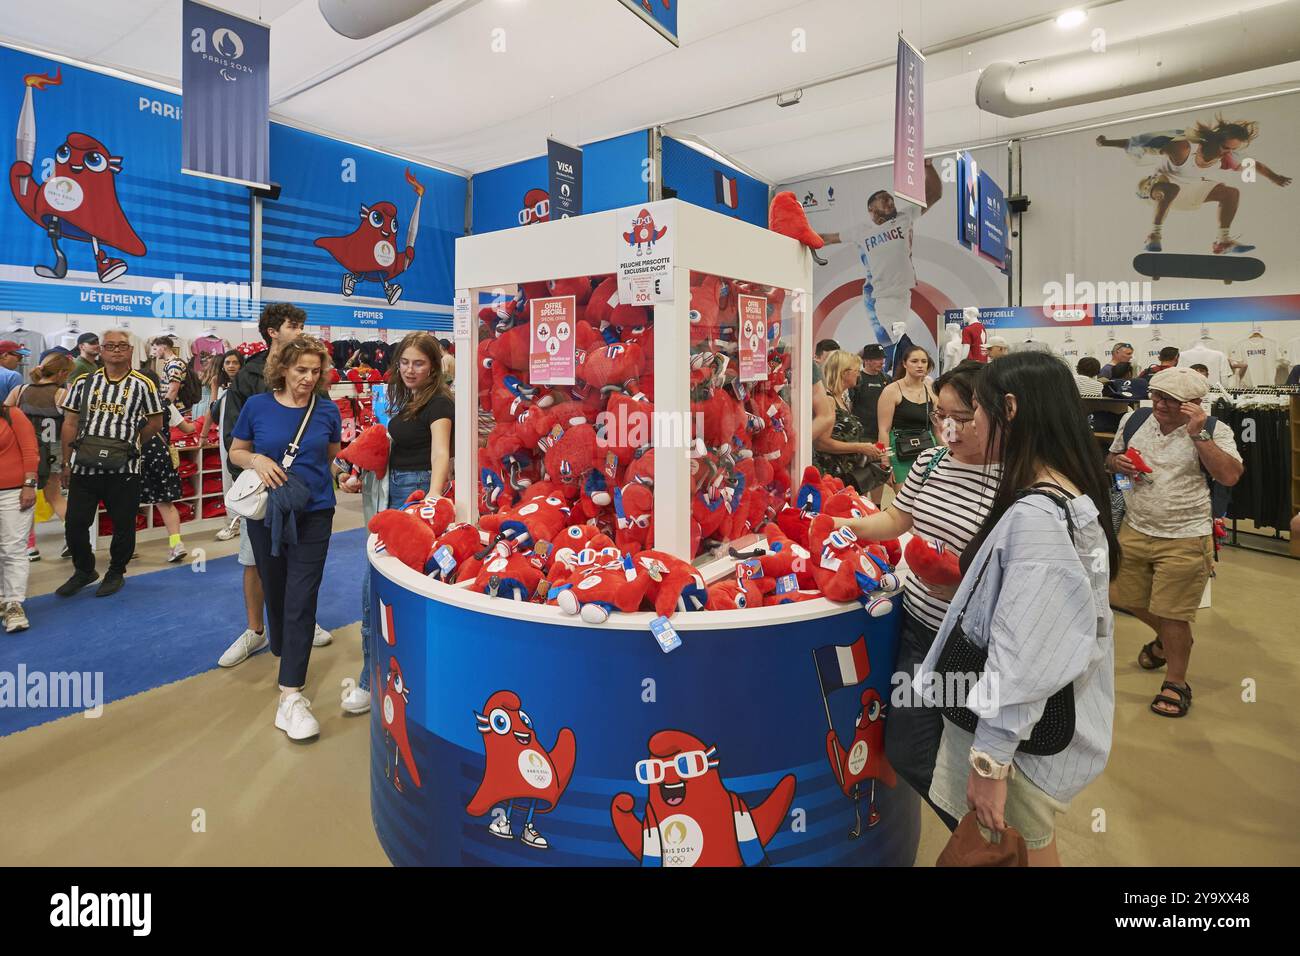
left=229, top=335, right=342, bottom=742
left=917, top=352, right=1118, bottom=866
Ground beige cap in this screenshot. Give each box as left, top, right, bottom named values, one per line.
left=1148, top=365, right=1209, bottom=402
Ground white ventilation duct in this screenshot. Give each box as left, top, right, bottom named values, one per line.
left=317, top=0, right=443, bottom=39
left=976, top=0, right=1300, bottom=117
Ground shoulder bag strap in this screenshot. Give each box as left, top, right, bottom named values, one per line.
left=75, top=372, right=96, bottom=441
left=919, top=446, right=948, bottom=483
left=280, top=394, right=317, bottom=470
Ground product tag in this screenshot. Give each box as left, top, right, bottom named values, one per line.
left=649, top=615, right=682, bottom=654
left=1115, top=474, right=1133, bottom=492
left=776, top=573, right=798, bottom=594
left=432, top=545, right=457, bottom=578
left=736, top=558, right=764, bottom=580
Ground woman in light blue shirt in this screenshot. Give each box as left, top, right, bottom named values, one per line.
left=917, top=352, right=1118, bottom=866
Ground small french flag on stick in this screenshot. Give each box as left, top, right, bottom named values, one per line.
left=381, top=601, right=397, bottom=647
left=813, top=636, right=870, bottom=697
left=714, top=170, right=739, bottom=209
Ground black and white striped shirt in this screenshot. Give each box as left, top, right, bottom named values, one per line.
left=61, top=369, right=163, bottom=475
left=892, top=446, right=1001, bottom=629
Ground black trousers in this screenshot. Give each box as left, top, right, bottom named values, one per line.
left=886, top=607, right=960, bottom=832
left=64, top=472, right=141, bottom=577
left=245, top=509, right=334, bottom=689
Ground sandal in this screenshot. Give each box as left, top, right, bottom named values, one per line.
left=1150, top=681, right=1192, bottom=718
left=1138, top=639, right=1166, bottom=670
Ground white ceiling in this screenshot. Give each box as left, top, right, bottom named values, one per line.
left=3, top=0, right=1298, bottom=181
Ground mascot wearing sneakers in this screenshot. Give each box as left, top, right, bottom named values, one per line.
left=315, top=169, right=424, bottom=305
left=467, top=690, right=577, bottom=850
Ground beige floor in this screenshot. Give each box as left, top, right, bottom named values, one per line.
left=2, top=500, right=1297, bottom=866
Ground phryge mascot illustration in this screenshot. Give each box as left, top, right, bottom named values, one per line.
left=315, top=168, right=423, bottom=305
left=10, top=69, right=146, bottom=283
left=611, top=730, right=796, bottom=867
left=826, top=688, right=896, bottom=835
left=378, top=656, right=422, bottom=793
left=467, top=690, right=576, bottom=850
left=622, top=207, right=667, bottom=256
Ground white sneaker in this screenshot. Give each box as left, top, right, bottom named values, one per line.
left=520, top=823, right=549, bottom=849
left=3, top=601, right=30, bottom=633
left=313, top=624, right=332, bottom=647
left=275, top=692, right=320, bottom=741
left=341, top=683, right=371, bottom=714
left=26, top=548, right=40, bottom=562
left=167, top=544, right=188, bottom=563
left=488, top=815, right=514, bottom=840
left=215, top=519, right=240, bottom=541
left=218, top=628, right=268, bottom=667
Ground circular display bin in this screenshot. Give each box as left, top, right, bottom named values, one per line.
left=368, top=542, right=919, bottom=867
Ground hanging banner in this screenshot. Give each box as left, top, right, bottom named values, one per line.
left=956, top=151, right=979, bottom=248
left=181, top=0, right=270, bottom=189
left=0, top=45, right=253, bottom=320
left=977, top=170, right=1007, bottom=269
left=738, top=294, right=769, bottom=382
left=893, top=35, right=925, bottom=209
left=547, top=138, right=583, bottom=220
left=946, top=293, right=1300, bottom=329
left=616, top=200, right=675, bottom=303
left=529, top=295, right=577, bottom=385
left=616, top=0, right=679, bottom=47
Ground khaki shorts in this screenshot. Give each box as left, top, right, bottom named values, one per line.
left=929, top=722, right=1069, bottom=851
left=1112, top=522, right=1213, bottom=622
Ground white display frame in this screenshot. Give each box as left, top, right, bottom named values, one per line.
left=452, top=199, right=816, bottom=562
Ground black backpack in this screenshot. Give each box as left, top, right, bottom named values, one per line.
left=1119, top=407, right=1231, bottom=518
left=176, top=359, right=203, bottom=409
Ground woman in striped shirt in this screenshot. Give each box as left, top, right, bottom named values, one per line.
left=831, top=359, right=999, bottom=830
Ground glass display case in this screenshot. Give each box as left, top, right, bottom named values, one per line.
left=455, top=200, right=814, bottom=564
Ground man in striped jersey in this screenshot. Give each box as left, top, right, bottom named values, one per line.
left=57, top=329, right=163, bottom=598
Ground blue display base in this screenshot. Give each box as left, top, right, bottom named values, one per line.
left=368, top=561, right=920, bottom=867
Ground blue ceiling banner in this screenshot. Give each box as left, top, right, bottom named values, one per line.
left=616, top=0, right=679, bottom=46
left=472, top=131, right=648, bottom=236
left=977, top=169, right=1007, bottom=270
left=261, top=122, right=466, bottom=331
left=662, top=136, right=768, bottom=228
left=547, top=138, right=583, bottom=220
left=1, top=44, right=252, bottom=320
left=956, top=151, right=979, bottom=248
left=181, top=0, right=270, bottom=189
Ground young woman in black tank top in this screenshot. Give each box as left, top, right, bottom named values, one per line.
left=877, top=344, right=937, bottom=483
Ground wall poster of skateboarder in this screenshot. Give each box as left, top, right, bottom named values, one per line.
left=1020, top=91, right=1298, bottom=302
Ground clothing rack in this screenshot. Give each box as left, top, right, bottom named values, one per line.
left=1212, top=388, right=1298, bottom=559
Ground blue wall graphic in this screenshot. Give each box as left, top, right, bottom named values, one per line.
left=662, top=136, right=769, bottom=228
left=262, top=122, right=466, bottom=331
left=1, top=44, right=252, bottom=319
left=471, top=130, right=649, bottom=236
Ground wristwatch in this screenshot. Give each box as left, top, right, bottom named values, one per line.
left=970, top=749, right=1013, bottom=780
left=22, top=479, right=37, bottom=489
left=1191, top=429, right=1213, bottom=442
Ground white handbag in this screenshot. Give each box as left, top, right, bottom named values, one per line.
left=224, top=395, right=317, bottom=521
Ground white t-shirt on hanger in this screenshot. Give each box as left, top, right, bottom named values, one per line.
left=1229, top=336, right=1279, bottom=387
left=1178, top=343, right=1232, bottom=386
left=1058, top=339, right=1087, bottom=369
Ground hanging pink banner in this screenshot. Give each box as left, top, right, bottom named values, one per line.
left=738, top=294, right=769, bottom=382
left=529, top=295, right=577, bottom=385
left=893, top=34, right=926, bottom=208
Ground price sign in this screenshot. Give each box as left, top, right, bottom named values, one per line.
left=453, top=290, right=472, bottom=339
left=737, top=294, right=769, bottom=382
left=616, top=200, right=675, bottom=303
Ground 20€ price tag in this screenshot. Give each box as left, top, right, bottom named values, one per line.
left=629, top=276, right=655, bottom=305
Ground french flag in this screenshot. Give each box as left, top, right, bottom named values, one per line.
left=714, top=170, right=739, bottom=209
left=380, top=601, right=397, bottom=647
left=813, top=636, right=871, bottom=696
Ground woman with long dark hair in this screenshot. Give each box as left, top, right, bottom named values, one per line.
left=339, top=331, right=453, bottom=715
left=876, top=344, right=936, bottom=484
left=916, top=352, right=1117, bottom=866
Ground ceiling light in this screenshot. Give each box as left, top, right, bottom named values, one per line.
left=1055, top=9, right=1087, bottom=29
left=777, top=89, right=803, bottom=108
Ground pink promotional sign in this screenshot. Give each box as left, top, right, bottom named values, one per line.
left=529, top=295, right=577, bottom=385
left=738, top=294, right=769, bottom=382
left=893, top=34, right=926, bottom=208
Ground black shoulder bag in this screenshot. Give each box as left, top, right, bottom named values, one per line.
left=892, top=386, right=937, bottom=463
left=70, top=374, right=140, bottom=472
left=932, top=486, right=1078, bottom=757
